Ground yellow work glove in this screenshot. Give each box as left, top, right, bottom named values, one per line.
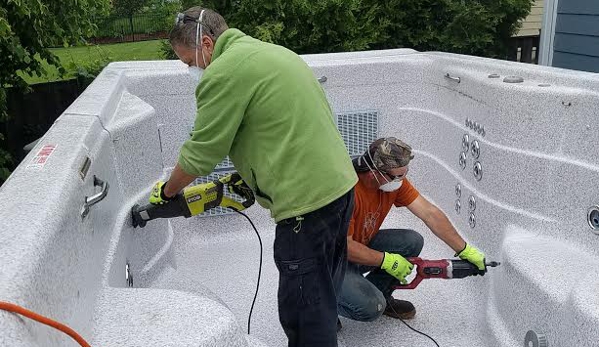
left=226, top=173, right=255, bottom=207
left=149, top=181, right=174, bottom=205
left=380, top=252, right=414, bottom=285
left=456, top=243, right=486, bottom=271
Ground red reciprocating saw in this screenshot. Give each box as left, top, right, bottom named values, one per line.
left=394, top=257, right=501, bottom=290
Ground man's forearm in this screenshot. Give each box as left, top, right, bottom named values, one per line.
left=163, top=163, right=197, bottom=198
left=424, top=210, right=466, bottom=253
left=347, top=237, right=385, bottom=267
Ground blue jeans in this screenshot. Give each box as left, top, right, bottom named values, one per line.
left=274, top=189, right=354, bottom=347
left=337, top=229, right=424, bottom=322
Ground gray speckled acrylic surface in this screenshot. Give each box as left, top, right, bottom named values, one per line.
left=1, top=49, right=599, bottom=347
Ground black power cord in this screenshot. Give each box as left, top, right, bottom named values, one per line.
left=386, top=298, right=440, bottom=347
left=235, top=210, right=263, bottom=335
left=234, top=209, right=439, bottom=346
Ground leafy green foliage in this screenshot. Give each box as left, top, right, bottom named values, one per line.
left=0, top=0, right=110, bottom=183
left=221, top=0, right=386, bottom=54
left=164, top=0, right=532, bottom=57
left=113, top=0, right=150, bottom=18
left=370, top=0, right=533, bottom=58
left=1, top=0, right=110, bottom=89
left=148, top=0, right=182, bottom=31
left=68, top=56, right=113, bottom=87
left=160, top=39, right=179, bottom=59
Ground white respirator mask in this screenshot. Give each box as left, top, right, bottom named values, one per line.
left=379, top=179, right=403, bottom=192
left=188, top=9, right=208, bottom=83
left=363, top=152, right=404, bottom=193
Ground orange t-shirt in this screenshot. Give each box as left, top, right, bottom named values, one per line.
left=348, top=178, right=420, bottom=245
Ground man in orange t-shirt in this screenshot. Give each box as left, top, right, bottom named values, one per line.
left=337, top=137, right=487, bottom=323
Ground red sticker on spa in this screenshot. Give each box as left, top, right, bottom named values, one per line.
left=28, top=144, right=57, bottom=169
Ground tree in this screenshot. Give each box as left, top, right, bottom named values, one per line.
left=0, top=0, right=110, bottom=184
left=170, top=0, right=387, bottom=55
left=368, top=0, right=533, bottom=58
left=113, top=0, right=151, bottom=41
left=171, top=0, right=532, bottom=57
left=227, top=0, right=386, bottom=54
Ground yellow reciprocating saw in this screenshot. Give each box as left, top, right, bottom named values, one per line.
left=131, top=172, right=255, bottom=228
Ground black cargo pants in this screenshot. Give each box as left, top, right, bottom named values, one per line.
left=274, top=189, right=354, bottom=347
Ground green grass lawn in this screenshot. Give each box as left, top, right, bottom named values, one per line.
left=23, top=40, right=165, bottom=84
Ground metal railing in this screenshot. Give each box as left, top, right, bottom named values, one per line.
left=91, top=13, right=171, bottom=44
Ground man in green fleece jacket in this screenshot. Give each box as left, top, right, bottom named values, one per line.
left=148, top=7, right=357, bottom=346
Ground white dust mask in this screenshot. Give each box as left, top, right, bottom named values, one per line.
left=363, top=152, right=404, bottom=192
left=379, top=179, right=403, bottom=192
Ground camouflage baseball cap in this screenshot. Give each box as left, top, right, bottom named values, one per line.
left=368, top=137, right=414, bottom=171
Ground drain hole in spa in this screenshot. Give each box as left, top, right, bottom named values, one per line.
left=588, top=206, right=599, bottom=233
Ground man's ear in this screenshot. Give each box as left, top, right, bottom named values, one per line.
left=202, top=35, right=214, bottom=50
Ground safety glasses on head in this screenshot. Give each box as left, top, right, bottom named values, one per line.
left=175, top=13, right=195, bottom=25
left=174, top=12, right=216, bottom=37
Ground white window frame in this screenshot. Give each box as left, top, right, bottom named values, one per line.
left=539, top=0, right=560, bottom=66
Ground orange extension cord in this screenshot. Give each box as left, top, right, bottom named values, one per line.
left=0, top=301, right=91, bottom=347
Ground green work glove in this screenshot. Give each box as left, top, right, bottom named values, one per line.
left=380, top=252, right=414, bottom=285
left=457, top=243, right=486, bottom=271
left=149, top=181, right=174, bottom=205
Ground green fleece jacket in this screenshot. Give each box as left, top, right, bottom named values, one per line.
left=178, top=29, right=357, bottom=222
